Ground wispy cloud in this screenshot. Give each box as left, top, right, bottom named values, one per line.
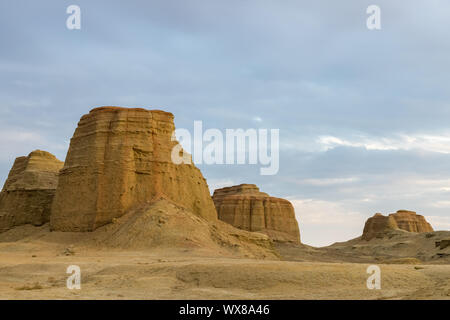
left=299, top=177, right=360, bottom=186
left=317, top=133, right=450, bottom=154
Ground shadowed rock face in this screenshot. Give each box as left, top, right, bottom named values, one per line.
left=362, top=210, right=434, bottom=240
left=213, top=184, right=301, bottom=243
left=50, top=106, right=217, bottom=232
left=0, top=150, right=63, bottom=232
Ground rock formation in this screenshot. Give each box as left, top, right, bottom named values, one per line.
left=50, top=106, right=217, bottom=231
left=362, top=210, right=434, bottom=240
left=0, top=150, right=63, bottom=232
left=438, top=239, right=450, bottom=250
left=212, top=184, right=300, bottom=243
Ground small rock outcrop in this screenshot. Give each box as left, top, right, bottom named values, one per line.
left=50, top=107, right=217, bottom=231
left=212, top=184, right=300, bottom=243
left=0, top=150, right=63, bottom=232
left=439, top=239, right=450, bottom=250
left=362, top=210, right=434, bottom=240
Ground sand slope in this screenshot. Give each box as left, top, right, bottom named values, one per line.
left=89, top=198, right=278, bottom=259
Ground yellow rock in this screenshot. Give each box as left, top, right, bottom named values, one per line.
left=0, top=150, right=63, bottom=232
left=213, top=184, right=300, bottom=244
left=50, top=106, right=217, bottom=231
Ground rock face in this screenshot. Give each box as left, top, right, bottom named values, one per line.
left=0, top=150, right=63, bottom=232
left=439, top=239, right=450, bottom=250
left=212, top=184, right=300, bottom=243
left=362, top=210, right=434, bottom=240
left=50, top=107, right=217, bottom=231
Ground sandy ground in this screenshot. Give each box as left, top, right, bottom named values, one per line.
left=0, top=240, right=449, bottom=300
left=0, top=203, right=448, bottom=300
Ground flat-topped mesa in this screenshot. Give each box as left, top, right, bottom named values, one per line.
left=212, top=184, right=301, bottom=244
left=50, top=106, right=217, bottom=232
left=212, top=184, right=268, bottom=201
left=362, top=210, right=434, bottom=240
left=0, top=150, right=63, bottom=232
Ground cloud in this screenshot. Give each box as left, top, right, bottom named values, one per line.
left=298, top=177, right=360, bottom=186
left=317, top=133, right=450, bottom=154
left=318, top=135, right=399, bottom=151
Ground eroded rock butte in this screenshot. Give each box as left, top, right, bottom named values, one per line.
left=0, top=150, right=63, bottom=232
left=362, top=210, right=434, bottom=240
left=213, top=184, right=300, bottom=243
left=50, top=106, right=217, bottom=231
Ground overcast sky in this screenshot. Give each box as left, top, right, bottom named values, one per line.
left=1, top=1, right=450, bottom=246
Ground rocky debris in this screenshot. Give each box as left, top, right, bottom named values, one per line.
left=15, top=282, right=43, bottom=291
left=63, top=246, right=75, bottom=256
left=212, top=184, right=300, bottom=244
left=50, top=107, right=217, bottom=231
left=362, top=210, right=434, bottom=240
left=0, top=150, right=63, bottom=233
left=436, top=238, right=450, bottom=250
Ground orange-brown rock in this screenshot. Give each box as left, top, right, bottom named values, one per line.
left=212, top=184, right=300, bottom=243
left=362, top=210, right=434, bottom=240
left=0, top=150, right=63, bottom=232
left=50, top=106, right=217, bottom=231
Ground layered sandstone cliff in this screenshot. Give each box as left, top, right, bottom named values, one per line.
left=0, top=150, right=63, bottom=232
left=213, top=184, right=300, bottom=243
left=362, top=210, right=434, bottom=240
left=50, top=106, right=217, bottom=231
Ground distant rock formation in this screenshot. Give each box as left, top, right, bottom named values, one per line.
left=212, top=184, right=300, bottom=243
left=0, top=150, right=63, bottom=232
left=362, top=210, right=434, bottom=240
left=50, top=107, right=217, bottom=231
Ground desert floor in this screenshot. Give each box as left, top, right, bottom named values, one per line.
left=0, top=241, right=449, bottom=300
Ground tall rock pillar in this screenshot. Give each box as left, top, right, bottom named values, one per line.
left=50, top=107, right=217, bottom=231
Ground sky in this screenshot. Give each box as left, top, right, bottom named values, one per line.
left=1, top=0, right=450, bottom=246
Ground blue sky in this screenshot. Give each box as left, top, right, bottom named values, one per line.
left=1, top=1, right=450, bottom=246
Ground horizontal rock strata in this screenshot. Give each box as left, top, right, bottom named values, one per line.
left=362, top=210, right=434, bottom=240
left=0, top=150, right=63, bottom=232
left=213, top=184, right=300, bottom=243
left=50, top=106, right=217, bottom=231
